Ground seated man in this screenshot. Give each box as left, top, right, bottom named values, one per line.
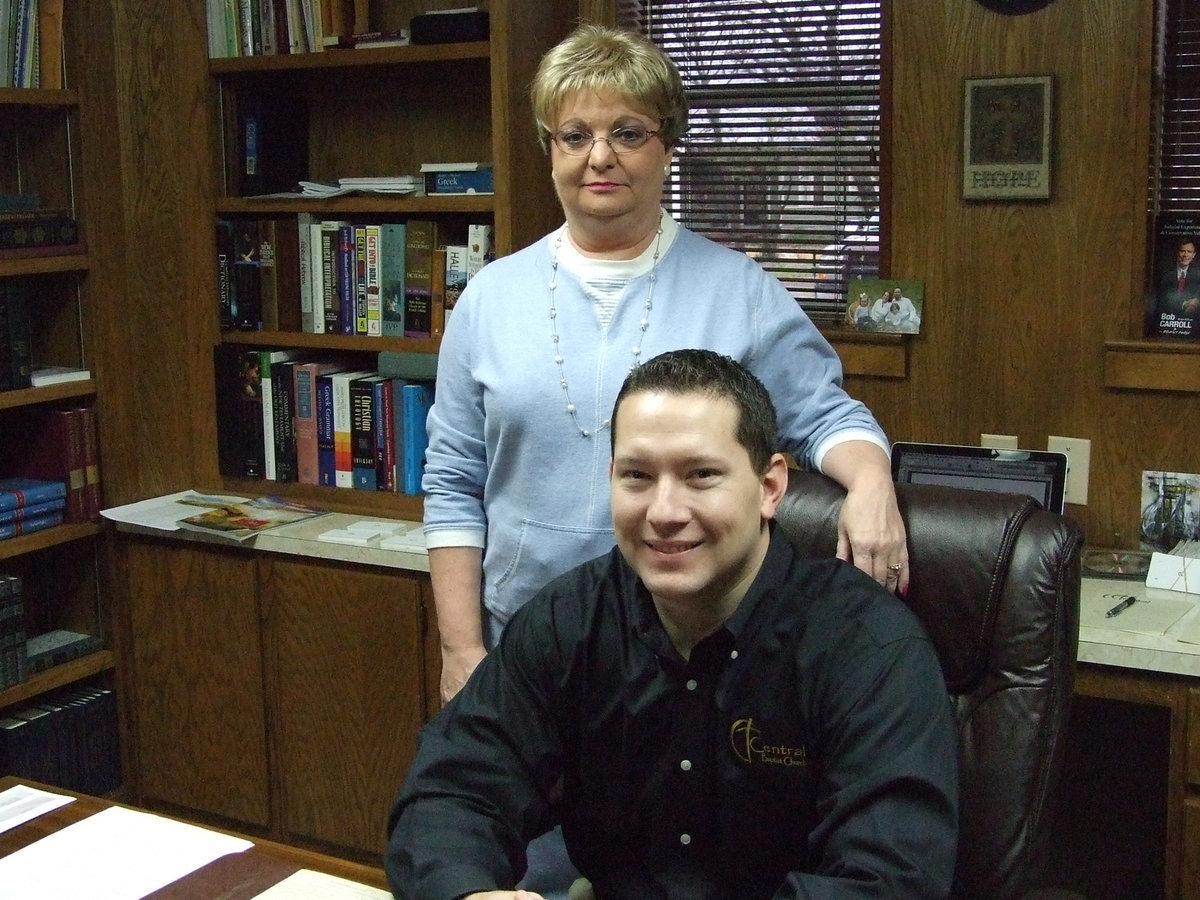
left=385, top=349, right=959, bottom=900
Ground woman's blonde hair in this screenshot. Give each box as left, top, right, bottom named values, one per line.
left=531, top=23, right=688, bottom=152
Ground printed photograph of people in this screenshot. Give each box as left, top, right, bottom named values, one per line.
left=845, top=279, right=924, bottom=334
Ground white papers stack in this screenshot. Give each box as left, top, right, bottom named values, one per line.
left=1146, top=540, right=1200, bottom=595
left=299, top=176, right=421, bottom=197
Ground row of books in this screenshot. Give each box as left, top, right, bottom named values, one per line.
left=0, top=208, right=80, bottom=258
left=214, top=345, right=435, bottom=494
left=0, top=683, right=120, bottom=795
left=217, top=216, right=493, bottom=338
left=0, top=0, right=63, bottom=89
left=0, top=277, right=31, bottom=391
left=206, top=0, right=376, bottom=58
left=0, top=405, right=102, bottom=523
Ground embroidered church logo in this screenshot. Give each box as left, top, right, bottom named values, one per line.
left=730, top=718, right=808, bottom=767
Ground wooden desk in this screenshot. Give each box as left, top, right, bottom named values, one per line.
left=1070, top=577, right=1200, bottom=900
left=0, top=777, right=390, bottom=898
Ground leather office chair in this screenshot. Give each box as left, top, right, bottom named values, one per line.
left=773, top=469, right=1083, bottom=900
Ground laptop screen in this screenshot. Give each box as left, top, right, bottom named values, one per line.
left=890, top=441, right=1068, bottom=514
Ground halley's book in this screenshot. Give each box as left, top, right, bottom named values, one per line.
left=444, top=244, right=468, bottom=330
left=0, top=478, right=67, bottom=513
left=380, top=222, right=407, bottom=337
left=1147, top=213, right=1200, bottom=339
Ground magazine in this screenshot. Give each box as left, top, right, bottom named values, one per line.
left=176, top=494, right=329, bottom=541
left=1146, top=213, right=1200, bottom=339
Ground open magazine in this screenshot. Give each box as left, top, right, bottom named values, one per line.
left=176, top=494, right=329, bottom=542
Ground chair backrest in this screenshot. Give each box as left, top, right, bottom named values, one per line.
left=774, top=469, right=1082, bottom=900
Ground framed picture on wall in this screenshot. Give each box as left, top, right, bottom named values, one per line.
left=962, top=74, right=1053, bottom=200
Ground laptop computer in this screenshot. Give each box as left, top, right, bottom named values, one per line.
left=890, top=441, right=1068, bottom=514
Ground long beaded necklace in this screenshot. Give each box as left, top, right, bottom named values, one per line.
left=548, top=213, right=665, bottom=437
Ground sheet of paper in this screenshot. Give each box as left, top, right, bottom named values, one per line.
left=1080, top=589, right=1194, bottom=635
left=0, top=804, right=252, bottom=898
left=100, top=490, right=249, bottom=532
left=253, top=868, right=392, bottom=899
left=0, top=784, right=74, bottom=835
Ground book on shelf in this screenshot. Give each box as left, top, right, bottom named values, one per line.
left=75, top=405, right=101, bottom=520
left=354, top=225, right=368, bottom=335
left=213, top=344, right=266, bottom=479
left=297, top=211, right=315, bottom=332
left=317, top=219, right=348, bottom=335
left=0, top=407, right=87, bottom=522
left=0, top=210, right=79, bottom=252
left=400, top=381, right=434, bottom=495
left=259, top=349, right=301, bottom=481
left=338, top=223, right=356, bottom=335
left=444, top=244, right=468, bottom=329
left=403, top=220, right=440, bottom=338
left=421, top=166, right=494, bottom=196
left=4, top=279, right=32, bottom=390
left=25, top=628, right=101, bottom=674
left=337, top=28, right=409, bottom=49
left=293, top=359, right=351, bottom=485
left=467, top=223, right=494, bottom=278
left=375, top=376, right=396, bottom=492
left=350, top=373, right=387, bottom=490
left=0, top=574, right=27, bottom=691
left=216, top=219, right=236, bottom=329
left=430, top=247, right=447, bottom=338
left=0, top=477, right=67, bottom=513
left=380, top=222, right=407, bottom=337
left=29, top=366, right=90, bottom=387
left=0, top=496, right=65, bottom=525
left=364, top=223, right=382, bottom=336
left=269, top=357, right=299, bottom=483
left=331, top=370, right=371, bottom=488
left=0, top=507, right=66, bottom=540
left=235, top=88, right=308, bottom=196
left=258, top=217, right=302, bottom=332
left=176, top=493, right=328, bottom=541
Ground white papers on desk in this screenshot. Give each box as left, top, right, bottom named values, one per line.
left=252, top=868, right=392, bottom=898
left=1147, top=542, right=1200, bottom=594
left=100, top=489, right=250, bottom=532
left=0, top=804, right=252, bottom=898
left=1079, top=588, right=1194, bottom=635
left=0, top=784, right=74, bottom=835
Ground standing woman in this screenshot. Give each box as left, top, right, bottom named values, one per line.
left=424, top=23, right=907, bottom=701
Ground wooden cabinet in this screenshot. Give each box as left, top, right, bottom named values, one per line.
left=120, top=535, right=437, bottom=861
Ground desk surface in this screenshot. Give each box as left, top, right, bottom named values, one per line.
left=0, top=778, right=390, bottom=898
left=1079, top=576, right=1200, bottom=677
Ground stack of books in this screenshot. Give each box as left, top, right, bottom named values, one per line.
left=419, top=162, right=494, bottom=196
left=0, top=477, right=68, bottom=540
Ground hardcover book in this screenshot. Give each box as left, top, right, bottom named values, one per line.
left=259, top=349, right=301, bottom=481
left=292, top=359, right=350, bottom=485
left=365, top=223, right=382, bottom=336
left=0, top=477, right=67, bottom=512
left=0, top=407, right=87, bottom=522
left=214, top=343, right=266, bottom=479
left=404, top=219, right=438, bottom=338
left=76, top=405, right=102, bottom=520
left=0, top=508, right=65, bottom=539
left=338, top=223, right=356, bottom=335
left=380, top=222, right=407, bottom=337
left=401, top=381, right=434, bottom=495
left=324, top=369, right=372, bottom=488
left=350, top=374, right=387, bottom=490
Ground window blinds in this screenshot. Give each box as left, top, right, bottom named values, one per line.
left=616, top=1, right=882, bottom=319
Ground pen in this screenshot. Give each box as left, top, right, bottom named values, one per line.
left=1105, top=595, right=1138, bottom=618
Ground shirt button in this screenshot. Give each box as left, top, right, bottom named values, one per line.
left=730, top=649, right=739, bottom=660
left=680, top=759, right=692, bottom=772
left=686, top=679, right=698, bottom=691
left=680, top=833, right=691, bottom=846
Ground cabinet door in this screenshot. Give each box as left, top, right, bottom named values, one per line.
left=122, top=540, right=270, bottom=827
left=261, top=556, right=428, bottom=858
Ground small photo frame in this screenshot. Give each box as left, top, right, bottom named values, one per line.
left=845, top=279, right=924, bottom=335
left=962, top=74, right=1053, bottom=201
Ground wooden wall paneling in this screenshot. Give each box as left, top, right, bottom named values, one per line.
left=261, top=557, right=427, bottom=859
left=858, top=0, right=1177, bottom=548
left=123, top=539, right=271, bottom=827
left=490, top=0, right=577, bottom=256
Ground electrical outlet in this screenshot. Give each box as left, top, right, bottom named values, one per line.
left=980, top=433, right=1019, bottom=450
left=1047, top=436, right=1091, bottom=505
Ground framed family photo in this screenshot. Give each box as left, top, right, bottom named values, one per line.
left=962, top=74, right=1053, bottom=201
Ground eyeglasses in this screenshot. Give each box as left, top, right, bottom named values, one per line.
left=551, top=125, right=661, bottom=156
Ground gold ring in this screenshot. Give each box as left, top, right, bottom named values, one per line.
left=887, top=563, right=903, bottom=573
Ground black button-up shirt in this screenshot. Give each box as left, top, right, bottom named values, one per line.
left=387, top=528, right=958, bottom=899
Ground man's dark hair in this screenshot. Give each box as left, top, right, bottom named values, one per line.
left=611, top=349, right=778, bottom=473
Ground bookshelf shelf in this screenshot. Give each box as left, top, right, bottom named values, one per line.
left=0, top=87, right=81, bottom=107
left=1103, top=339, right=1200, bottom=393
left=220, top=329, right=439, bottom=354
left=209, top=41, right=489, bottom=75
left=0, top=649, right=115, bottom=708
left=0, top=251, right=88, bottom=277
left=0, top=380, right=97, bottom=411
left=216, top=195, right=495, bottom=216
left=0, top=523, right=103, bottom=560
